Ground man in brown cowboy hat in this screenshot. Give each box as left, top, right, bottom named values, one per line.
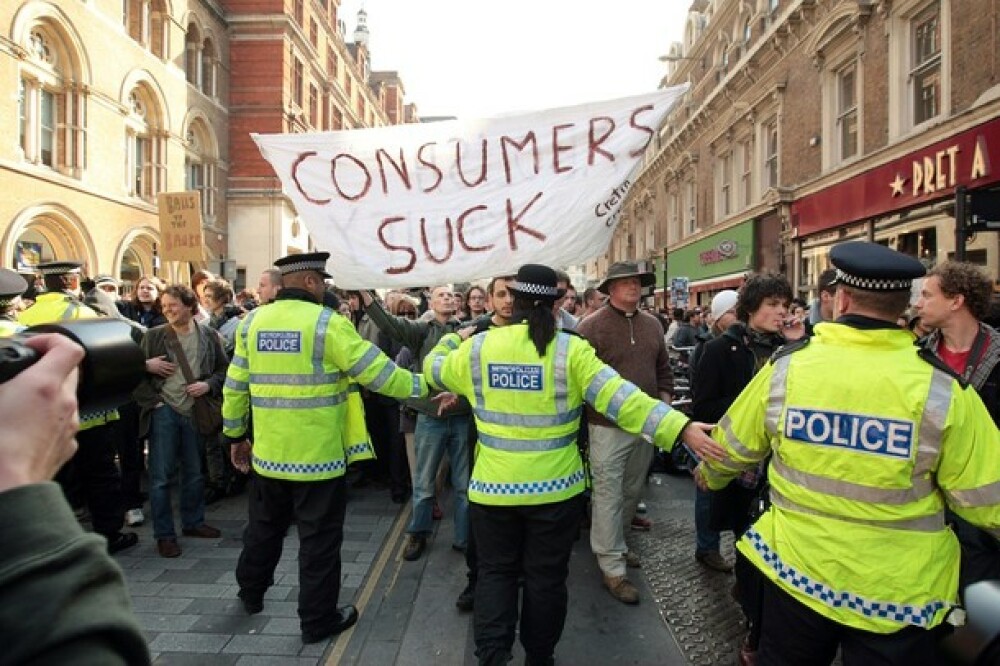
left=576, top=261, right=674, bottom=605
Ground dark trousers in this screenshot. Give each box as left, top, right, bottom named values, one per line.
left=236, top=473, right=346, bottom=635
left=472, top=495, right=584, bottom=662
left=362, top=395, right=395, bottom=483
left=758, top=574, right=948, bottom=666
left=385, top=402, right=411, bottom=497
left=69, top=424, right=125, bottom=536
left=465, top=418, right=479, bottom=584
left=114, top=401, right=145, bottom=510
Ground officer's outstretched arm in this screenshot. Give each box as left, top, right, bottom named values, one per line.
left=936, top=386, right=1000, bottom=536
left=424, top=332, right=472, bottom=397
left=698, top=362, right=774, bottom=491
left=327, top=315, right=428, bottom=401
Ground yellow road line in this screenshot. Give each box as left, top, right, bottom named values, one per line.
left=324, top=505, right=409, bottom=665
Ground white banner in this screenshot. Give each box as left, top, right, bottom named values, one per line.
left=252, top=86, right=688, bottom=289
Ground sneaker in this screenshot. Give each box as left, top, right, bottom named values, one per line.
left=107, top=532, right=139, bottom=554
left=455, top=582, right=475, bottom=612
left=625, top=551, right=641, bottom=568
left=602, top=574, right=640, bottom=605
left=695, top=551, right=734, bottom=573
left=402, top=535, right=426, bottom=561
left=630, top=516, right=653, bottom=532
left=125, top=508, right=145, bottom=527
left=182, top=524, right=222, bottom=538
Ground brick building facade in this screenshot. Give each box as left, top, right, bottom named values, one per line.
left=592, top=0, right=1000, bottom=309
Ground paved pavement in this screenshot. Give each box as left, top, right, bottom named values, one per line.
left=114, top=471, right=743, bottom=665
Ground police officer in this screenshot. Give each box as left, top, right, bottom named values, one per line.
left=19, top=260, right=138, bottom=553
left=223, top=251, right=429, bottom=645
left=0, top=268, right=27, bottom=337
left=423, top=264, right=723, bottom=666
left=696, top=241, right=1000, bottom=665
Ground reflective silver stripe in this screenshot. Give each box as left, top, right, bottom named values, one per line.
left=240, top=308, right=260, bottom=349
left=475, top=406, right=582, bottom=427
left=720, top=414, right=758, bottom=461
left=431, top=354, right=447, bottom=389
left=605, top=381, right=639, bottom=423
left=347, top=345, right=380, bottom=378
left=478, top=431, right=576, bottom=452
left=765, top=356, right=791, bottom=440
left=771, top=456, right=936, bottom=505
left=945, top=481, right=1000, bottom=508
left=348, top=383, right=360, bottom=393
left=641, top=402, right=671, bottom=440
left=585, top=367, right=617, bottom=406
left=223, top=417, right=244, bottom=430
left=251, top=393, right=349, bottom=409
left=470, top=334, right=486, bottom=409
left=913, top=368, right=952, bottom=478
left=366, top=360, right=397, bottom=393
left=225, top=377, right=249, bottom=392
left=231, top=354, right=249, bottom=369
left=313, top=307, right=333, bottom=373
left=64, top=301, right=81, bottom=318
left=770, top=486, right=945, bottom=532
left=410, top=375, right=422, bottom=398
left=249, top=371, right=342, bottom=385
left=553, top=333, right=570, bottom=414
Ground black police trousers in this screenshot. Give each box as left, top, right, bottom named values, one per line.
left=757, top=573, right=949, bottom=665
left=471, top=494, right=584, bottom=663
left=59, top=423, right=125, bottom=537
left=236, top=473, right=346, bottom=635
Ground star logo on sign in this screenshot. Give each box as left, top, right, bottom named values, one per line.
left=889, top=173, right=906, bottom=197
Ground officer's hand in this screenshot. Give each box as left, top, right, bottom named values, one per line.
left=186, top=381, right=210, bottom=398
left=432, top=391, right=459, bottom=415
left=147, top=355, right=176, bottom=377
left=692, top=463, right=710, bottom=491
left=681, top=421, right=725, bottom=461
left=230, top=440, right=252, bottom=474
left=457, top=325, right=476, bottom=340
left=0, top=334, right=83, bottom=493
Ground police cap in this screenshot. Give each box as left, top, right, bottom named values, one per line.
left=37, top=260, right=83, bottom=276
left=509, top=264, right=565, bottom=302
left=829, top=241, right=925, bottom=292
left=273, top=251, right=332, bottom=279
left=0, top=268, right=28, bottom=300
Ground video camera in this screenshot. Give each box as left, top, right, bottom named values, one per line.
left=0, top=319, right=146, bottom=414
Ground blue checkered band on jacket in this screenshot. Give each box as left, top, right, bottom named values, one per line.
left=469, top=468, right=586, bottom=496
left=745, top=528, right=948, bottom=627
left=345, top=443, right=370, bottom=457
left=252, top=455, right=346, bottom=475
left=835, top=269, right=912, bottom=292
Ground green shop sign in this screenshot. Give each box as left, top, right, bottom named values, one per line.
left=667, top=220, right=756, bottom=282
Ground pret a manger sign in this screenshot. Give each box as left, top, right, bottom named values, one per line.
left=253, top=88, right=688, bottom=288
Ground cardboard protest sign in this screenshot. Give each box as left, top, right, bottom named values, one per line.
left=157, top=191, right=206, bottom=262
left=253, top=86, right=688, bottom=288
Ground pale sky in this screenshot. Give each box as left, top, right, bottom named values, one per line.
left=339, top=1, right=690, bottom=119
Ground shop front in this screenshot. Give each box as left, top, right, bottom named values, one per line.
left=791, top=116, right=1000, bottom=299
left=666, top=219, right=757, bottom=308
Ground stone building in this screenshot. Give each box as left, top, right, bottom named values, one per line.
left=592, top=0, right=1000, bottom=309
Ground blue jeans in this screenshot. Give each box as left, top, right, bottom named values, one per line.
left=695, top=484, right=720, bottom=554
left=149, top=405, right=206, bottom=539
left=407, top=413, right=470, bottom=547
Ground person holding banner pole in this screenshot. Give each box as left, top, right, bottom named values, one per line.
left=360, top=286, right=471, bottom=562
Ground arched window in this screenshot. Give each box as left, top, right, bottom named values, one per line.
left=123, top=0, right=168, bottom=57
left=201, top=37, right=217, bottom=97
left=185, top=23, right=201, bottom=87
left=124, top=83, right=166, bottom=202
left=18, top=23, right=87, bottom=176
left=184, top=118, right=218, bottom=221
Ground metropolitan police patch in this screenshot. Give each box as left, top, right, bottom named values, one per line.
left=488, top=364, right=543, bottom=391
left=784, top=408, right=914, bottom=459
left=257, top=331, right=302, bottom=353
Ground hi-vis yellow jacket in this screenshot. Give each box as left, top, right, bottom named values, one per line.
left=0, top=319, right=22, bottom=338
left=424, top=323, right=691, bottom=506
left=223, top=292, right=427, bottom=482
left=701, top=322, right=1000, bottom=634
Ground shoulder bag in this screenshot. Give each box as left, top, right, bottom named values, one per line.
left=165, top=326, right=223, bottom=436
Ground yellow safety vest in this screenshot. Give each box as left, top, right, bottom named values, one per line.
left=0, top=319, right=22, bottom=338
left=18, top=292, right=115, bottom=430
left=223, top=296, right=426, bottom=481
left=345, top=382, right=375, bottom=465
left=701, top=322, right=1000, bottom=633
left=424, top=324, right=691, bottom=506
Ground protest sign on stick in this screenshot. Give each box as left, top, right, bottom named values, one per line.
left=157, top=191, right=206, bottom=263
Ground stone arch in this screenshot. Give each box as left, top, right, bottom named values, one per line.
left=9, top=0, right=92, bottom=84
left=182, top=108, right=219, bottom=158
left=120, top=68, right=170, bottom=130
left=116, top=225, right=160, bottom=286
left=803, top=5, right=861, bottom=59
left=4, top=203, right=97, bottom=272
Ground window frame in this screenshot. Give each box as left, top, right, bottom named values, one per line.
left=888, top=0, right=950, bottom=139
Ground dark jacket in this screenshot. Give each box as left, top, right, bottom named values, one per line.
left=672, top=322, right=699, bottom=349
left=133, top=321, right=228, bottom=437
left=921, top=323, right=1000, bottom=426
left=117, top=301, right=167, bottom=329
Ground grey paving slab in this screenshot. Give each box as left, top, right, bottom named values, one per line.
left=147, top=632, right=230, bottom=653
left=130, top=597, right=195, bottom=614
left=188, top=613, right=271, bottom=635
left=158, top=582, right=231, bottom=598
left=134, top=612, right=200, bottom=633
left=155, top=568, right=230, bottom=584
left=222, top=634, right=305, bottom=656
left=234, top=657, right=319, bottom=666
left=154, top=652, right=239, bottom=665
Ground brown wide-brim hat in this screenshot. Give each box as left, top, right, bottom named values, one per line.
left=597, top=261, right=656, bottom=294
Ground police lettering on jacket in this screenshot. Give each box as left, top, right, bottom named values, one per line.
left=257, top=331, right=302, bottom=353
left=488, top=364, right=543, bottom=391
left=784, top=408, right=914, bottom=459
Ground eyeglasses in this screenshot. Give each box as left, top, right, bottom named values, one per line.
left=399, top=310, right=417, bottom=318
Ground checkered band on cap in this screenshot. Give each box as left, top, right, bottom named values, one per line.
left=38, top=264, right=82, bottom=275
left=509, top=281, right=561, bottom=298
left=835, top=269, right=913, bottom=292
left=277, top=260, right=327, bottom=276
